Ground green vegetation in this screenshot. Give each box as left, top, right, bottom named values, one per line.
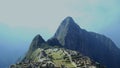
left=11, top=47, right=105, bottom=68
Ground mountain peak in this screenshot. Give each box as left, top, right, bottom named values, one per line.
left=61, top=16, right=80, bottom=29
left=62, top=16, right=75, bottom=25
left=54, top=17, right=81, bottom=46
left=64, top=16, right=73, bottom=21
left=33, top=34, right=44, bottom=41
left=29, top=34, right=45, bottom=51
left=53, top=17, right=120, bottom=68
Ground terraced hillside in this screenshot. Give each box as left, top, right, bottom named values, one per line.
left=10, top=48, right=105, bottom=68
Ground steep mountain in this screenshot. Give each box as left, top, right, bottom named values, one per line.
left=29, top=34, right=45, bottom=51
left=11, top=16, right=120, bottom=68
left=51, top=16, right=120, bottom=68
left=23, top=34, right=46, bottom=61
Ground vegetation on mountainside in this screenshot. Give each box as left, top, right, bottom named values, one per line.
left=10, top=47, right=105, bottom=68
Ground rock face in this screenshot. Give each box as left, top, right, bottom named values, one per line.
left=29, top=34, right=45, bottom=51
left=54, top=16, right=81, bottom=46
left=24, top=34, right=46, bottom=61
left=52, top=16, right=120, bottom=68
left=47, top=38, right=62, bottom=47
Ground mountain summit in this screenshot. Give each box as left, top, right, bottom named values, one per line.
left=29, top=34, right=45, bottom=51
left=54, top=16, right=81, bottom=46
left=52, top=17, right=120, bottom=68
left=62, top=16, right=75, bottom=24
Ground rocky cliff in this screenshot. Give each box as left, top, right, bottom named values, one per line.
left=51, top=16, right=120, bottom=68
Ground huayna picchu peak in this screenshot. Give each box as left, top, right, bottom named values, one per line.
left=54, top=16, right=81, bottom=46
left=62, top=16, right=75, bottom=24
left=10, top=17, right=120, bottom=68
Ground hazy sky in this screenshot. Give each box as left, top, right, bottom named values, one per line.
left=0, top=0, right=120, bottom=67
left=0, top=0, right=120, bottom=52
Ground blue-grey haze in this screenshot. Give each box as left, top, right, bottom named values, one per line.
left=0, top=0, right=120, bottom=67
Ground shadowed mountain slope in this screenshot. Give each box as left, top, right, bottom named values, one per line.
left=50, top=16, right=120, bottom=68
